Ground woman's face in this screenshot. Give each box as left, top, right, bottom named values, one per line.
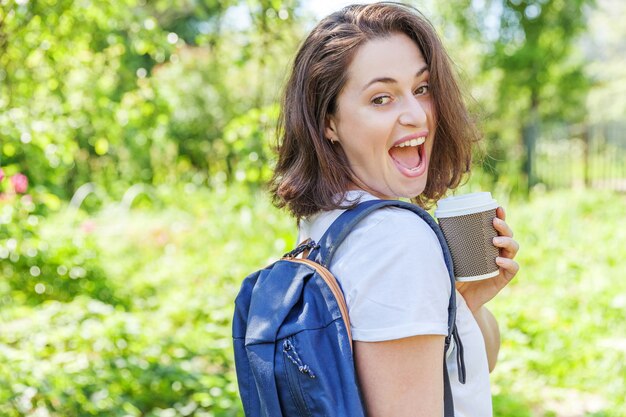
left=325, top=32, right=436, bottom=199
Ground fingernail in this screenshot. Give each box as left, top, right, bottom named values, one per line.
left=493, top=237, right=503, bottom=245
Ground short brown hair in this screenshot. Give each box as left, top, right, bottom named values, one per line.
left=270, top=2, right=479, bottom=219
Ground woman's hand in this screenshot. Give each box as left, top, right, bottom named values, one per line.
left=455, top=206, right=520, bottom=312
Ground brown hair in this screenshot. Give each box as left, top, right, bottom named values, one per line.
left=270, top=2, right=479, bottom=219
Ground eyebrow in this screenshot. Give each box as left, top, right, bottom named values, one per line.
left=361, top=65, right=429, bottom=92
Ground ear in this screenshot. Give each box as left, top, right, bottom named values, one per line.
left=324, top=115, right=339, bottom=143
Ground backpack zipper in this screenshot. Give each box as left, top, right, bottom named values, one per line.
left=282, top=338, right=314, bottom=417
left=283, top=339, right=316, bottom=378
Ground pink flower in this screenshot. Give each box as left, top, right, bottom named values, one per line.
left=11, top=173, right=28, bottom=194
left=80, top=220, right=97, bottom=234
left=0, top=168, right=5, bottom=182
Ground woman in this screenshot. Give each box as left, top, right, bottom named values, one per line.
left=270, top=3, right=520, bottom=416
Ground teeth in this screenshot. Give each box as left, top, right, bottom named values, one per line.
left=395, top=137, right=425, bottom=148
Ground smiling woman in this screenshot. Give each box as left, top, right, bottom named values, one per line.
left=271, top=4, right=479, bottom=219
left=324, top=33, right=434, bottom=199
left=260, top=3, right=520, bottom=417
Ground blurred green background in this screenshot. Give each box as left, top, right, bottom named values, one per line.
left=1, top=0, right=625, bottom=416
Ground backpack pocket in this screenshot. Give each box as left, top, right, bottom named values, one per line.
left=279, top=336, right=315, bottom=417
left=275, top=325, right=364, bottom=417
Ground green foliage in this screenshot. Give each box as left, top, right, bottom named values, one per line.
left=489, top=189, right=626, bottom=416
left=0, top=0, right=302, bottom=198
left=436, top=0, right=596, bottom=192
left=0, top=296, right=239, bottom=417
left=0, top=188, right=120, bottom=308
left=220, top=105, right=279, bottom=186
left=0, top=184, right=296, bottom=416
left=1, top=0, right=173, bottom=195
left=481, top=0, right=592, bottom=121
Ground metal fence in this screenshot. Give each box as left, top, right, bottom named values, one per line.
left=534, top=121, right=626, bottom=191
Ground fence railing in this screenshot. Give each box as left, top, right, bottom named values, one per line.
left=534, top=121, right=626, bottom=191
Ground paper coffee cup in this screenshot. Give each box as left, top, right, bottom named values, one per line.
left=435, top=192, right=500, bottom=282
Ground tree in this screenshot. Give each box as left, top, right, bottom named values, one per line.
left=0, top=0, right=303, bottom=200
left=440, top=0, right=595, bottom=192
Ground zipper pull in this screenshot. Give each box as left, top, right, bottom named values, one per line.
left=283, top=239, right=319, bottom=258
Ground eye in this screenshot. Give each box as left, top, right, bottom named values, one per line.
left=371, top=95, right=392, bottom=106
left=414, top=84, right=429, bottom=96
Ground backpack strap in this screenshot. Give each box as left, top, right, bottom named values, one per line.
left=307, top=199, right=466, bottom=417
left=309, top=199, right=457, bottom=340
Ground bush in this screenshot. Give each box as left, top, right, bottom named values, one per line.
left=0, top=179, right=121, bottom=307
left=0, top=297, right=239, bottom=417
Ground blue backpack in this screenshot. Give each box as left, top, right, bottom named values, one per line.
left=232, top=199, right=466, bottom=416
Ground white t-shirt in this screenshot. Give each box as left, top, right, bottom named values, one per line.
left=298, top=191, right=493, bottom=417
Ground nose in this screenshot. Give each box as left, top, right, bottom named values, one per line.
left=398, top=96, right=428, bottom=127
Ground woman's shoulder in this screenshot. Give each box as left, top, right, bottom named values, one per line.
left=330, top=203, right=451, bottom=342
left=349, top=204, right=441, bottom=249
left=300, top=193, right=441, bottom=250
left=327, top=204, right=446, bottom=276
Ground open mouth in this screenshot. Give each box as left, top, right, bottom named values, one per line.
left=388, top=136, right=426, bottom=173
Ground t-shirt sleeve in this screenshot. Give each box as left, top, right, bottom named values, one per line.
left=329, top=207, right=451, bottom=342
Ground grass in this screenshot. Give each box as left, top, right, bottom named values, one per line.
left=489, top=189, right=626, bottom=416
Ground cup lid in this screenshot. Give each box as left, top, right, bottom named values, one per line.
left=434, top=192, right=498, bottom=218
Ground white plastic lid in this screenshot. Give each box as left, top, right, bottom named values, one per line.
left=434, top=192, right=498, bottom=218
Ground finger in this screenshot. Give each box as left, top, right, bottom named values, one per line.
left=493, top=236, right=520, bottom=257
left=493, top=217, right=514, bottom=238
left=495, top=257, right=519, bottom=279
left=496, top=206, right=506, bottom=221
